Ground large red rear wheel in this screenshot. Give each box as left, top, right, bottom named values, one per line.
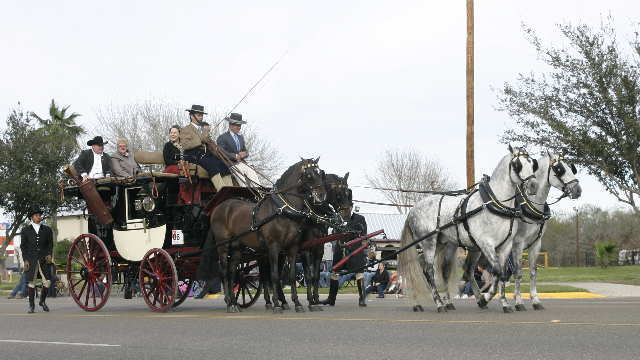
left=139, top=248, right=177, bottom=312
left=66, top=234, right=112, bottom=312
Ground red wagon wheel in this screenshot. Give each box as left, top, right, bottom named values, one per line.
left=234, top=261, right=262, bottom=309
left=66, top=233, right=112, bottom=312
left=139, top=248, right=177, bottom=312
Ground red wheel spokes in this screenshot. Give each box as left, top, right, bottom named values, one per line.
left=67, top=234, right=111, bottom=312
left=139, top=248, right=176, bottom=312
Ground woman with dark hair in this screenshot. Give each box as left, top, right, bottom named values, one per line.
left=163, top=125, right=182, bottom=174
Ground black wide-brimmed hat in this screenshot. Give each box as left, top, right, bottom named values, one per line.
left=28, top=208, right=43, bottom=218
left=185, top=104, right=208, bottom=115
left=225, top=112, right=246, bottom=125
left=87, top=136, right=108, bottom=146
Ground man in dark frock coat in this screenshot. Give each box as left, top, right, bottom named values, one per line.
left=20, top=209, right=54, bottom=313
left=320, top=204, right=368, bottom=307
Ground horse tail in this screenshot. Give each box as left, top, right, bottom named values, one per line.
left=398, top=218, right=432, bottom=306
left=433, top=244, right=461, bottom=298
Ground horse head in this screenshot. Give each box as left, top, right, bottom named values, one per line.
left=298, top=157, right=327, bottom=205
left=325, top=172, right=352, bottom=212
left=545, top=150, right=582, bottom=199
left=508, top=144, right=539, bottom=195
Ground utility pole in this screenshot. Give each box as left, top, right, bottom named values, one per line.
left=574, top=207, right=580, bottom=267
left=466, top=0, right=475, bottom=188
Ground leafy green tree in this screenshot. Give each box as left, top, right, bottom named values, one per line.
left=595, top=241, right=618, bottom=268
left=0, top=102, right=84, bottom=277
left=498, top=18, right=640, bottom=212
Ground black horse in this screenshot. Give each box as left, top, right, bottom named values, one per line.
left=301, top=173, right=352, bottom=311
left=208, top=158, right=328, bottom=313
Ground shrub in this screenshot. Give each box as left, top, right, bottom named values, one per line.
left=595, top=241, right=617, bottom=268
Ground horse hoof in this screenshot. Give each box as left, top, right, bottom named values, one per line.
left=477, top=297, right=488, bottom=309
left=436, top=306, right=447, bottom=313
left=308, top=306, right=317, bottom=312
left=533, top=303, right=545, bottom=311
left=295, top=305, right=305, bottom=313
left=273, top=307, right=283, bottom=314
left=503, top=306, right=514, bottom=313
left=281, top=303, right=290, bottom=310
left=445, top=303, right=456, bottom=310
left=227, top=306, right=240, bottom=313
left=515, top=304, right=527, bottom=312
left=315, top=305, right=324, bottom=311
left=265, top=304, right=273, bottom=310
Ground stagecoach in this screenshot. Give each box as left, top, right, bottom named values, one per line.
left=60, top=151, right=264, bottom=312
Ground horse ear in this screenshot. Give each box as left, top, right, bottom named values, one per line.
left=314, top=156, right=320, bottom=163
left=508, top=144, right=514, bottom=154
left=570, top=163, right=577, bottom=174
left=300, top=156, right=305, bottom=162
left=344, top=172, right=349, bottom=182
left=532, top=159, right=539, bottom=172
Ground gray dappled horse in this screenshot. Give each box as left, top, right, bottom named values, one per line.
left=209, top=158, right=327, bottom=313
left=506, top=152, right=582, bottom=311
left=398, top=146, right=539, bottom=312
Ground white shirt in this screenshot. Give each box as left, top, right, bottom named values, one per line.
left=322, top=242, right=333, bottom=261
left=32, top=222, right=41, bottom=234
left=88, top=151, right=105, bottom=179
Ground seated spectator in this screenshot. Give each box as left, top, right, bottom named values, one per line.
left=73, top=136, right=112, bottom=181
left=460, top=263, right=493, bottom=298
left=363, top=251, right=378, bottom=289
left=365, top=261, right=390, bottom=298
left=110, top=139, right=140, bottom=177
left=163, top=125, right=182, bottom=174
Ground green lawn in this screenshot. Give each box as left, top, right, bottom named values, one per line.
left=521, top=265, right=640, bottom=286
left=0, top=280, right=18, bottom=291
left=504, top=284, right=586, bottom=293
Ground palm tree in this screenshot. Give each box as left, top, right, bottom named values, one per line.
left=31, top=99, right=85, bottom=148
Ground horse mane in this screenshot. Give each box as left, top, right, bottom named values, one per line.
left=274, top=160, right=303, bottom=189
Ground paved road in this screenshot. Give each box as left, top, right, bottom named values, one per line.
left=1, top=294, right=639, bottom=360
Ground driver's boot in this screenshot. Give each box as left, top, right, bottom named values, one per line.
left=357, top=278, right=367, bottom=307
left=319, top=279, right=339, bottom=306
left=27, top=287, right=35, bottom=314
left=39, top=287, right=50, bottom=312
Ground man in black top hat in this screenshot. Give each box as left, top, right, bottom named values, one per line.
left=73, top=136, right=112, bottom=181
left=20, top=208, right=54, bottom=313
left=180, top=105, right=233, bottom=190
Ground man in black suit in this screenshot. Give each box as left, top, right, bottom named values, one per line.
left=216, top=113, right=248, bottom=162
left=20, top=209, right=54, bottom=313
left=216, top=113, right=260, bottom=186
left=73, top=136, right=112, bottom=181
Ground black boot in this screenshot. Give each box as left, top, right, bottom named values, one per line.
left=319, top=279, right=339, bottom=306
left=27, top=287, right=35, bottom=314
left=39, top=287, right=50, bottom=312
left=357, top=279, right=367, bottom=307
left=195, top=281, right=210, bottom=299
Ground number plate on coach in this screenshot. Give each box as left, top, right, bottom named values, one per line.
left=171, top=230, right=184, bottom=245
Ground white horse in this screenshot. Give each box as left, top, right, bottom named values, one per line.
left=509, top=152, right=582, bottom=311
left=398, top=146, right=539, bottom=312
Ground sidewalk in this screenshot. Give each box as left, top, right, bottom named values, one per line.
left=542, top=282, right=640, bottom=298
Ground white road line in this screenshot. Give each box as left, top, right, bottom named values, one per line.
left=0, top=339, right=120, bottom=347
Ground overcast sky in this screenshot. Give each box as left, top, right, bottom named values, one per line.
left=1, top=1, right=638, bottom=216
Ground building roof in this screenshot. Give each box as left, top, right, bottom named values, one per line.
left=358, top=212, right=407, bottom=240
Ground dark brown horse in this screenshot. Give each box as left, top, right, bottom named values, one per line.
left=209, top=158, right=327, bottom=313
left=301, top=173, right=351, bottom=311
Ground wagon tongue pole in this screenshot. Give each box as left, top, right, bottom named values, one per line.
left=331, top=243, right=368, bottom=272
left=300, top=232, right=352, bottom=249
left=342, top=229, right=385, bottom=247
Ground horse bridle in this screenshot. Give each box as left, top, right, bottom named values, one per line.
left=300, top=161, right=327, bottom=205
left=509, top=150, right=537, bottom=185
left=548, top=157, right=578, bottom=195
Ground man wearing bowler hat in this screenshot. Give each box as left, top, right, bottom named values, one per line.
left=73, top=136, right=112, bottom=181
left=180, top=105, right=233, bottom=190
left=216, top=113, right=261, bottom=186
left=20, top=208, right=54, bottom=313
